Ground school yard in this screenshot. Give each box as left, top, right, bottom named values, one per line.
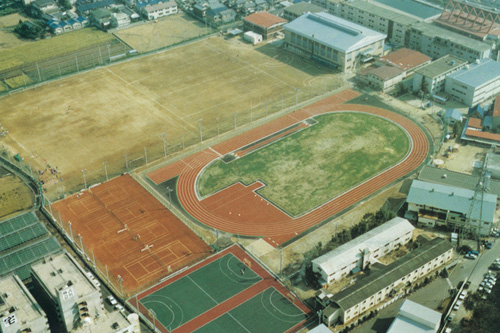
left=0, top=36, right=343, bottom=199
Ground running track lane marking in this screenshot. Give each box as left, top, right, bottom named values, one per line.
left=209, top=147, right=223, bottom=158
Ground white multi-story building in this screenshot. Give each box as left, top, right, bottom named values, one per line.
left=412, top=55, right=468, bottom=95
left=407, top=180, right=497, bottom=236
left=445, top=58, right=500, bottom=107
left=387, top=300, right=442, bottom=333
left=31, top=252, right=103, bottom=332
left=0, top=275, right=49, bottom=333
left=141, top=0, right=177, bottom=20
left=318, top=237, right=453, bottom=326
left=312, top=0, right=419, bottom=46
left=408, top=22, right=492, bottom=63
left=283, top=12, right=386, bottom=72
left=312, top=217, right=414, bottom=284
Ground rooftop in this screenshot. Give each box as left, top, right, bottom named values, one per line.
left=143, top=0, right=176, bottom=12
left=407, top=179, right=497, bottom=222
left=31, top=251, right=98, bottom=300
left=374, top=0, right=442, bottom=19
left=284, top=2, right=325, bottom=16
left=367, top=65, right=404, bottom=80
left=0, top=275, right=47, bottom=330
left=468, top=117, right=483, bottom=129
left=284, top=12, right=386, bottom=53
left=418, top=165, right=500, bottom=197
left=244, top=12, right=287, bottom=28
left=397, top=299, right=442, bottom=329
left=465, top=128, right=500, bottom=142
left=312, top=217, right=414, bottom=276
left=411, top=22, right=492, bottom=52
left=448, top=58, right=500, bottom=89
left=343, top=0, right=419, bottom=26
left=494, top=95, right=500, bottom=118
left=387, top=316, right=435, bottom=333
left=414, top=55, right=467, bottom=78
left=332, top=237, right=453, bottom=310
left=443, top=108, right=463, bottom=122
left=378, top=48, right=431, bottom=71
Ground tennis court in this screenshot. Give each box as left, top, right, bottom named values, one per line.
left=133, top=245, right=311, bottom=332
left=195, top=287, right=307, bottom=333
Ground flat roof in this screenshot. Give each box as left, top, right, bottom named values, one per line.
left=31, top=251, right=97, bottom=299
left=414, top=55, right=467, bottom=78
left=465, top=128, right=500, bottom=143
left=411, top=22, right=492, bottom=52
left=375, top=0, right=442, bottom=19
left=284, top=2, right=325, bottom=16
left=332, top=238, right=452, bottom=310
left=387, top=316, right=435, bottom=333
left=244, top=11, right=287, bottom=28
left=407, top=179, right=497, bottom=222
left=343, top=0, right=419, bottom=25
left=448, top=58, right=500, bottom=89
left=0, top=275, right=46, bottom=329
left=312, top=217, right=414, bottom=276
left=367, top=65, right=404, bottom=80
left=418, top=165, right=500, bottom=197
left=379, top=48, right=431, bottom=71
left=398, top=299, right=442, bottom=328
left=284, top=12, right=386, bottom=53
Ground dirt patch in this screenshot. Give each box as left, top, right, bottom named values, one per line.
left=439, top=138, right=486, bottom=173
left=0, top=170, right=35, bottom=219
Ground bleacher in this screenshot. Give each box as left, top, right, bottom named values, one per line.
left=0, top=212, right=62, bottom=280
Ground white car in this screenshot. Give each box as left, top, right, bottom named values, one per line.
left=115, top=304, right=125, bottom=313
left=459, top=291, right=467, bottom=300
left=453, top=300, right=462, bottom=311
left=107, top=296, right=117, bottom=306
left=485, top=287, right=492, bottom=294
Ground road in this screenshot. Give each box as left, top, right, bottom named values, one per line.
left=355, top=237, right=499, bottom=332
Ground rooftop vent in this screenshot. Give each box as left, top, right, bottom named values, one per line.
left=442, top=174, right=447, bottom=178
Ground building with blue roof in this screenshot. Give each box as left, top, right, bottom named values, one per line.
left=445, top=59, right=500, bottom=107
left=407, top=179, right=496, bottom=236
left=283, top=12, right=386, bottom=71
left=442, top=109, right=463, bottom=125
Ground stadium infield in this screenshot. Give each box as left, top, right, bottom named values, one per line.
left=50, top=174, right=212, bottom=295
left=146, top=90, right=430, bottom=246
left=131, top=245, right=310, bottom=333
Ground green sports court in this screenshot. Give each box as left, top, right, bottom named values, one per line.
left=134, top=247, right=310, bottom=332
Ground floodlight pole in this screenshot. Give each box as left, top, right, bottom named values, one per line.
left=82, top=169, right=87, bottom=189
left=217, top=118, right=220, bottom=136
left=75, top=54, right=79, bottom=72
left=68, top=221, right=74, bottom=242
left=118, top=275, right=124, bottom=297
left=280, top=247, right=283, bottom=279
left=198, top=119, right=203, bottom=143
left=162, top=133, right=167, bottom=157
left=234, top=112, right=237, bottom=129
left=167, top=186, right=172, bottom=209
left=149, top=309, right=157, bottom=332
left=103, top=162, right=108, bottom=181
left=182, top=133, right=185, bottom=150
left=78, top=234, right=84, bottom=252
left=250, top=100, right=253, bottom=122
left=124, top=154, right=128, bottom=171
left=295, top=88, right=298, bottom=105
left=144, top=147, right=148, bottom=165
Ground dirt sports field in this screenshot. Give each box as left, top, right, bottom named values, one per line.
left=146, top=91, right=430, bottom=246
left=0, top=167, right=35, bottom=219
left=50, top=174, right=212, bottom=295
left=114, top=13, right=211, bottom=53
left=0, top=36, right=342, bottom=199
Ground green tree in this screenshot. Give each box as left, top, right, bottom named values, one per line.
left=57, top=0, right=72, bottom=11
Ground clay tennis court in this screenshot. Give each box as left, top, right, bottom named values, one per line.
left=50, top=174, right=212, bottom=295
left=146, top=90, right=430, bottom=246
left=130, top=245, right=311, bottom=333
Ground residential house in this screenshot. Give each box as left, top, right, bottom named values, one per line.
left=243, top=12, right=287, bottom=40
left=90, top=8, right=113, bottom=30
left=141, top=0, right=177, bottom=20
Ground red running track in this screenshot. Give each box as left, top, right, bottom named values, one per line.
left=147, top=91, right=429, bottom=246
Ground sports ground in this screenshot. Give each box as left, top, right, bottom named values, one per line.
left=131, top=245, right=310, bottom=332
left=146, top=90, right=430, bottom=246
left=50, top=174, right=212, bottom=295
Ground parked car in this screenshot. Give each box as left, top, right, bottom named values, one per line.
left=107, top=295, right=117, bottom=306
left=465, top=281, right=472, bottom=289
left=446, top=313, right=455, bottom=322
left=115, top=304, right=125, bottom=313
left=459, top=291, right=468, bottom=300
left=465, top=252, right=477, bottom=259
left=453, top=300, right=462, bottom=311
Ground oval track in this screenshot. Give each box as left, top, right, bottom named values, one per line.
left=176, top=104, right=429, bottom=238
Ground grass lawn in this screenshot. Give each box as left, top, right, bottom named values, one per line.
left=197, top=112, right=410, bottom=216
left=0, top=28, right=116, bottom=71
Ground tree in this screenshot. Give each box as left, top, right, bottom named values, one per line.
left=58, top=0, right=72, bottom=10
left=14, top=21, right=44, bottom=40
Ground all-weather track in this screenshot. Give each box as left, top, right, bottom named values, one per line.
left=146, top=90, right=430, bottom=246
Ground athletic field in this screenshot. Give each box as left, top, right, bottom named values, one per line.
left=198, top=112, right=409, bottom=217
left=146, top=91, right=429, bottom=246
left=0, top=36, right=341, bottom=199
left=131, top=246, right=310, bottom=332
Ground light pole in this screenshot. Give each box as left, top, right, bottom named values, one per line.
left=162, top=133, right=167, bottom=157
left=68, top=221, right=74, bottom=241
left=166, top=186, right=172, bottom=209
left=78, top=234, right=84, bottom=252
left=216, top=118, right=220, bottom=136
left=234, top=112, right=237, bottom=129
left=198, top=119, right=203, bottom=142
left=149, top=308, right=157, bottom=333
left=124, top=154, right=128, bottom=171
left=117, top=275, right=124, bottom=297
left=103, top=162, right=108, bottom=181
left=81, top=169, right=86, bottom=189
